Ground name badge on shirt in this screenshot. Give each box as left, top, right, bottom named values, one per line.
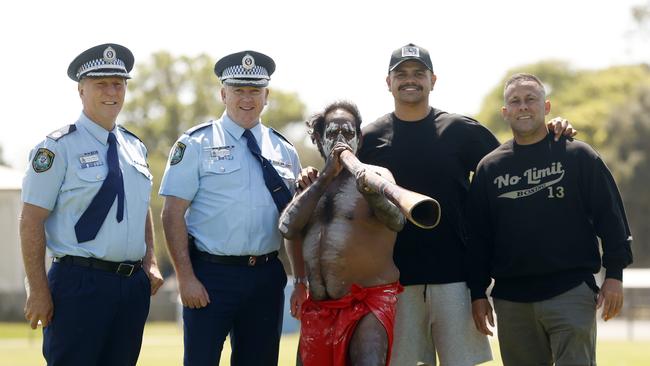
left=207, top=145, right=234, bottom=160
left=132, top=159, right=149, bottom=168
left=79, top=151, right=103, bottom=169
left=269, top=159, right=292, bottom=169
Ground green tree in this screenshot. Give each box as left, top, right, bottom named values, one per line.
left=119, top=51, right=308, bottom=273
left=601, top=86, right=650, bottom=267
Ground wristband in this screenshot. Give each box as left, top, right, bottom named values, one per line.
left=293, top=276, right=308, bottom=286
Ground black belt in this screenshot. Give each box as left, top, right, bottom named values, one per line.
left=188, top=235, right=278, bottom=266
left=191, top=248, right=278, bottom=267
left=53, top=255, right=142, bottom=277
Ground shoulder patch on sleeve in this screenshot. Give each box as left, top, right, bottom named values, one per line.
left=32, top=148, right=55, bottom=173
left=271, top=128, right=294, bottom=146
left=185, top=121, right=213, bottom=136
left=118, top=125, right=144, bottom=143
left=169, top=142, right=187, bottom=165
left=47, top=124, right=77, bottom=141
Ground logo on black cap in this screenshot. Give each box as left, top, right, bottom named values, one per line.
left=389, top=43, right=433, bottom=73
left=401, top=46, right=420, bottom=58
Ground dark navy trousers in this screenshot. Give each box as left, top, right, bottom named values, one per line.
left=183, top=256, right=287, bottom=366
left=43, top=261, right=151, bottom=366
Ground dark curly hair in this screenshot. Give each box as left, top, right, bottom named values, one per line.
left=306, top=100, right=363, bottom=158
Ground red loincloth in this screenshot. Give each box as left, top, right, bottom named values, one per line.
left=299, top=282, right=403, bottom=366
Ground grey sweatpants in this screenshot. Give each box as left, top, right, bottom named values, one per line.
left=390, top=282, right=492, bottom=366
left=494, top=282, right=597, bottom=366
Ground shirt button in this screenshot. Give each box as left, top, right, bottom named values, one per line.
left=96, top=174, right=103, bottom=180
left=219, top=166, right=225, bottom=172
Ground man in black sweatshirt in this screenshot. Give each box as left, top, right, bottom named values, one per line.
left=467, top=73, right=633, bottom=366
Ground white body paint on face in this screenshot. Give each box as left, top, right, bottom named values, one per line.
left=322, top=121, right=358, bottom=155
left=321, top=108, right=359, bottom=155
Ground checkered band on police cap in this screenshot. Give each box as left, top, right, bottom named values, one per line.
left=220, top=64, right=270, bottom=86
left=76, top=57, right=128, bottom=79
left=214, top=50, right=275, bottom=88
left=67, top=43, right=134, bottom=82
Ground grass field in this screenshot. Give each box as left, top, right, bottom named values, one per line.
left=1, top=321, right=649, bottom=365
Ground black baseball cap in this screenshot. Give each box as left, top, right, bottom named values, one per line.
left=388, top=43, right=433, bottom=73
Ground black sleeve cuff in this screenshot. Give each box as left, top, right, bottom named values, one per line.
left=605, top=267, right=623, bottom=281
left=470, top=288, right=488, bottom=301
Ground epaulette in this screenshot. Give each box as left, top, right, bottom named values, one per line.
left=47, top=124, right=77, bottom=141
left=185, top=121, right=213, bottom=136
left=271, top=128, right=294, bottom=146
left=118, top=125, right=144, bottom=143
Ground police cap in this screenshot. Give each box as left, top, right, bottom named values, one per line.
left=214, top=50, right=275, bottom=88
left=67, top=43, right=134, bottom=82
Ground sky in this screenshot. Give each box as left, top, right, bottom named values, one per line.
left=1, top=0, right=648, bottom=170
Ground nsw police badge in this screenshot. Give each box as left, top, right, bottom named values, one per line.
left=170, top=142, right=186, bottom=165
left=32, top=148, right=55, bottom=173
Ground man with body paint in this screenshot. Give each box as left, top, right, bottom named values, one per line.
left=279, top=101, right=404, bottom=366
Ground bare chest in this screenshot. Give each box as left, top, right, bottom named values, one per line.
left=319, top=177, right=359, bottom=222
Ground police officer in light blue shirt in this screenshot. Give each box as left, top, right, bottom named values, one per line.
left=160, top=50, right=300, bottom=366
left=20, top=43, right=163, bottom=366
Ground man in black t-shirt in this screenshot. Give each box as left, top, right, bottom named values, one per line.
left=467, top=73, right=633, bottom=366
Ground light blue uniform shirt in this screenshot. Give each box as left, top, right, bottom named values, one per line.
left=21, top=113, right=153, bottom=261
left=159, top=113, right=301, bottom=256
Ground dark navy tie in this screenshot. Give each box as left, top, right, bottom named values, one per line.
left=243, top=129, right=292, bottom=213
left=75, top=132, right=125, bottom=243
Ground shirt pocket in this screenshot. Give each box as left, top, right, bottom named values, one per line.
left=202, top=159, right=242, bottom=190
left=67, top=165, right=108, bottom=191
